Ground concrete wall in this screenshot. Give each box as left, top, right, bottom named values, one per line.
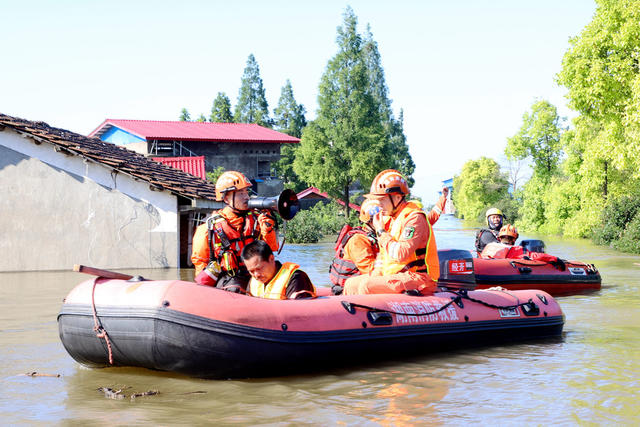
left=0, top=129, right=179, bottom=272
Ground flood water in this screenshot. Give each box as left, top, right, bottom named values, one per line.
left=1, top=215, right=639, bottom=425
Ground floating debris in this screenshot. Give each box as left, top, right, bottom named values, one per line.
left=98, top=387, right=125, bottom=400
left=23, top=372, right=61, bottom=378
left=130, top=390, right=160, bottom=401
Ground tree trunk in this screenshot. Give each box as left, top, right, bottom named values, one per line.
left=603, top=161, right=608, bottom=200
left=344, top=183, right=350, bottom=219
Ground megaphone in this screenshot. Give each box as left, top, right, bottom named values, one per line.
left=248, top=189, right=299, bottom=220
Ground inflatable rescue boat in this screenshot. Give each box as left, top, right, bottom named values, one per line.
left=438, top=245, right=601, bottom=296
left=58, top=273, right=564, bottom=379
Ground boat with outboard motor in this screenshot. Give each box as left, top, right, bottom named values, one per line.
left=58, top=266, right=564, bottom=379
left=437, top=240, right=602, bottom=296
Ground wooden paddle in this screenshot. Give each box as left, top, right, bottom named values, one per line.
left=73, top=264, right=134, bottom=280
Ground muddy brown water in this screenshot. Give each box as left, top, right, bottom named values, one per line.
left=1, top=215, right=639, bottom=425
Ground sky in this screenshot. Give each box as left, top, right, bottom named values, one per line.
left=1, top=0, right=597, bottom=203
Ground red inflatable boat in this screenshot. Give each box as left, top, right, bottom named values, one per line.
left=438, top=249, right=601, bottom=296
left=58, top=274, right=564, bottom=379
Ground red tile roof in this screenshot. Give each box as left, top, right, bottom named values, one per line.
left=152, top=156, right=206, bottom=180
left=297, top=187, right=361, bottom=211
left=89, top=119, right=300, bottom=144
left=0, top=113, right=217, bottom=201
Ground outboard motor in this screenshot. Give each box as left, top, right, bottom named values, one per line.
left=520, top=239, right=545, bottom=253
left=437, top=249, right=475, bottom=291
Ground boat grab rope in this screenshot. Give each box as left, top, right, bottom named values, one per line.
left=91, top=277, right=114, bottom=365
left=447, top=289, right=535, bottom=312
left=343, top=289, right=536, bottom=317
left=343, top=297, right=458, bottom=317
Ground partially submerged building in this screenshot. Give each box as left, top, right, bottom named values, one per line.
left=0, top=113, right=221, bottom=272
left=89, top=119, right=300, bottom=196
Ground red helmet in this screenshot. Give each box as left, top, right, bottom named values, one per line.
left=366, top=169, right=409, bottom=197
left=359, top=198, right=381, bottom=223
left=498, top=224, right=519, bottom=240
left=215, top=171, right=252, bottom=201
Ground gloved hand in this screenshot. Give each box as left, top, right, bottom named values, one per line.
left=550, top=258, right=566, bottom=271
left=257, top=211, right=276, bottom=234
left=331, top=285, right=344, bottom=295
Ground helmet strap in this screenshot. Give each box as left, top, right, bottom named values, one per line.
left=389, top=194, right=403, bottom=213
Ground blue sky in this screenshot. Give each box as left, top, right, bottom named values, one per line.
left=1, top=0, right=597, bottom=202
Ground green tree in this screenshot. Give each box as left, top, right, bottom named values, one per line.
left=551, top=0, right=640, bottom=238
left=363, top=27, right=415, bottom=186
left=234, top=54, right=271, bottom=127
left=179, top=108, right=191, bottom=121
left=452, top=157, right=510, bottom=222
left=274, top=79, right=307, bottom=138
left=273, top=79, right=308, bottom=192
left=206, top=166, right=225, bottom=184
left=505, top=100, right=565, bottom=181
left=210, top=92, right=234, bottom=123
left=293, top=7, right=392, bottom=217
left=505, top=100, right=565, bottom=231
left=196, top=113, right=207, bottom=123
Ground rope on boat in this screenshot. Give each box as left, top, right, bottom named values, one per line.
left=344, top=297, right=459, bottom=317
left=344, top=289, right=537, bottom=317
left=91, top=277, right=114, bottom=365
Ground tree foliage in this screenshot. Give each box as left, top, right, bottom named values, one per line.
left=363, top=27, right=415, bottom=186
left=206, top=166, right=225, bottom=184
left=210, top=92, right=234, bottom=123
left=179, top=108, right=191, bottom=121
left=293, top=7, right=394, bottom=216
left=234, top=54, right=271, bottom=127
left=274, top=79, right=307, bottom=138
left=505, top=100, right=565, bottom=181
left=554, top=0, right=640, bottom=240
left=452, top=157, right=510, bottom=222
left=505, top=100, right=566, bottom=231
left=273, top=79, right=308, bottom=192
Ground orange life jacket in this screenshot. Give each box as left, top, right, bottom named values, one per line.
left=248, top=262, right=314, bottom=299
left=208, top=211, right=258, bottom=274
left=381, top=202, right=440, bottom=281
left=329, top=224, right=378, bottom=286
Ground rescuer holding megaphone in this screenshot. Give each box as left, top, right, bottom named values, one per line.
left=191, top=171, right=295, bottom=292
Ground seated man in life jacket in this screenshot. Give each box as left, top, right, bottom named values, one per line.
left=191, top=171, right=278, bottom=292
left=241, top=240, right=316, bottom=299
left=480, top=225, right=566, bottom=269
left=475, top=208, right=505, bottom=254
left=329, top=198, right=382, bottom=295
left=343, top=169, right=440, bottom=296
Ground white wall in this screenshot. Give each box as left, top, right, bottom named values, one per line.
left=0, top=129, right=179, bottom=271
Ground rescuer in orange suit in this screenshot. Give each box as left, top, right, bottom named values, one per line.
left=329, top=198, right=382, bottom=294
left=191, top=171, right=278, bottom=292
left=343, top=169, right=440, bottom=296
left=330, top=189, right=448, bottom=295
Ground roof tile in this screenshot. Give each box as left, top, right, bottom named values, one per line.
left=0, top=113, right=216, bottom=201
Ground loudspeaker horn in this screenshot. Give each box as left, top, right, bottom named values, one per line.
left=247, top=189, right=299, bottom=220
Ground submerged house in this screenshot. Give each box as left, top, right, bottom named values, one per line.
left=0, top=113, right=221, bottom=272
left=89, top=119, right=300, bottom=196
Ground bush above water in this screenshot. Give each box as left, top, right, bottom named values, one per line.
left=593, top=194, right=640, bottom=253
left=284, top=201, right=356, bottom=243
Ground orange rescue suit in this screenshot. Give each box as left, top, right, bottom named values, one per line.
left=191, top=207, right=278, bottom=275
left=343, top=201, right=439, bottom=296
